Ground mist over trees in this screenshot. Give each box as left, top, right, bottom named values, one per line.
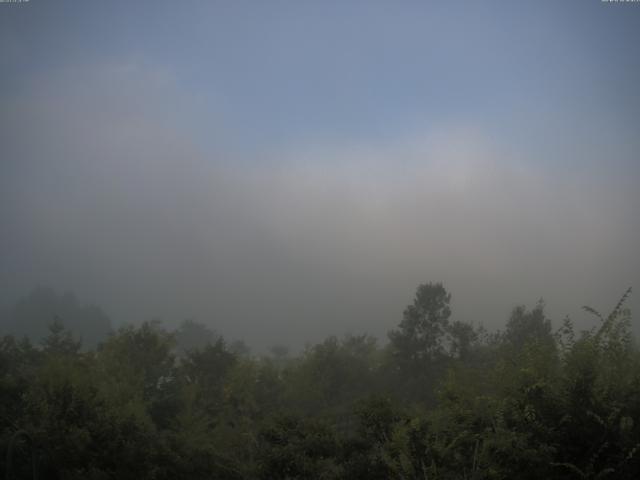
left=0, top=287, right=111, bottom=349
left=1, top=283, right=638, bottom=479
left=2, top=1, right=639, bottom=478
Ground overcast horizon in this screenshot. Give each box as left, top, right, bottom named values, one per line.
left=2, top=0, right=639, bottom=350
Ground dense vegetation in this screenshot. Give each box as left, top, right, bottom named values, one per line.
left=1, top=283, right=639, bottom=479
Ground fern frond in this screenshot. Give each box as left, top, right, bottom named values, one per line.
left=606, top=287, right=632, bottom=323
left=582, top=305, right=604, bottom=322
left=594, top=287, right=632, bottom=341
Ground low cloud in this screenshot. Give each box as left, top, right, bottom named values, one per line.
left=1, top=63, right=638, bottom=350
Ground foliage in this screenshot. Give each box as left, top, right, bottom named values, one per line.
left=0, top=284, right=638, bottom=479
left=0, top=287, right=111, bottom=349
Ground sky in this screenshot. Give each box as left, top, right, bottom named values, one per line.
left=1, top=0, right=639, bottom=350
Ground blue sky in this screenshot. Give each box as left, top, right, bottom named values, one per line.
left=4, top=1, right=639, bottom=151
left=1, top=1, right=639, bottom=348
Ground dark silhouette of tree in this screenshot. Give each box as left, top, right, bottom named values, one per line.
left=40, top=319, right=81, bottom=356
left=174, top=319, right=218, bottom=355
left=389, top=282, right=452, bottom=367
left=504, top=300, right=554, bottom=350
left=1, top=288, right=111, bottom=349
left=0, top=285, right=637, bottom=479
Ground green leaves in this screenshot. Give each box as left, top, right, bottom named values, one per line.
left=389, top=282, right=453, bottom=366
left=0, top=285, right=638, bottom=479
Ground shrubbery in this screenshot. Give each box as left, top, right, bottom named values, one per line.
left=1, top=284, right=638, bottom=479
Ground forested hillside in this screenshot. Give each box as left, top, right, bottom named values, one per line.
left=1, top=283, right=638, bottom=479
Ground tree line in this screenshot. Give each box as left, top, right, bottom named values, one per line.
left=1, top=283, right=638, bottom=479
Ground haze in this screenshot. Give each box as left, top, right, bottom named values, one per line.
left=1, top=0, right=639, bottom=350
